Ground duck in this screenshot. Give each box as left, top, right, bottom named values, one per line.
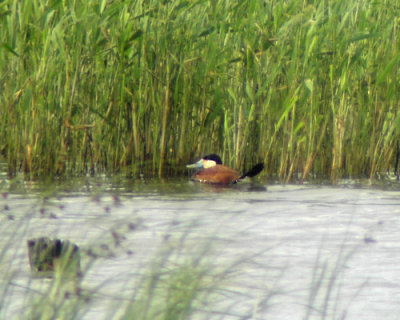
left=186, top=154, right=264, bottom=185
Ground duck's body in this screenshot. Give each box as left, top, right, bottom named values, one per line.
left=192, top=164, right=242, bottom=184
left=187, top=154, right=263, bottom=185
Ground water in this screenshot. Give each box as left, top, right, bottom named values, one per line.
left=1, top=175, right=400, bottom=319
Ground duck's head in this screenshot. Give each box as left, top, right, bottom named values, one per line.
left=186, top=154, right=222, bottom=169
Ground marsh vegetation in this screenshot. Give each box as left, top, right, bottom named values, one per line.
left=1, top=0, right=400, bottom=181
left=1, top=1, right=400, bottom=317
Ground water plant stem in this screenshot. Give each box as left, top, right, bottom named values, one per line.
left=1, top=0, right=400, bottom=181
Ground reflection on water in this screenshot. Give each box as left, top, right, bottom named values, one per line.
left=1, top=174, right=400, bottom=319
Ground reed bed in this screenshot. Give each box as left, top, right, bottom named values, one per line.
left=1, top=0, right=400, bottom=181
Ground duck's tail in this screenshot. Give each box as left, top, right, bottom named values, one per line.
left=238, top=163, right=264, bottom=181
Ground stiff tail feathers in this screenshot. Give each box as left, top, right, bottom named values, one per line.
left=237, top=163, right=264, bottom=181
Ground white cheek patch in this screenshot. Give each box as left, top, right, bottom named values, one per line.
left=202, top=160, right=216, bottom=168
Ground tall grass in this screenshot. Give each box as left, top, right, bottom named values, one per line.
left=1, top=0, right=400, bottom=181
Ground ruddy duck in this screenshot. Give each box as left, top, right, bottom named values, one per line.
left=187, top=154, right=264, bottom=185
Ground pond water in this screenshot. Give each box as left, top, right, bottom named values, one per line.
left=1, top=174, right=400, bottom=319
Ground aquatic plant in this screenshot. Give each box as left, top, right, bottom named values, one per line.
left=1, top=0, right=399, bottom=181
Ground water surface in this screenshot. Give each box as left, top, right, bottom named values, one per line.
left=1, top=176, right=400, bottom=319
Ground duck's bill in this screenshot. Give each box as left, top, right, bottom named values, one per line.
left=186, top=159, right=203, bottom=169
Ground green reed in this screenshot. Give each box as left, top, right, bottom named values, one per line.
left=1, top=0, right=400, bottom=181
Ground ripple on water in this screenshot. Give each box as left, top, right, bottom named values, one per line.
left=0, top=180, right=400, bottom=319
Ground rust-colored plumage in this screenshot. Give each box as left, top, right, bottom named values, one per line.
left=193, top=165, right=242, bottom=184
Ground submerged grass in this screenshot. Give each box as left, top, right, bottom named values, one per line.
left=1, top=0, right=400, bottom=181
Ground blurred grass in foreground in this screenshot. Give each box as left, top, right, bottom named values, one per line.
left=1, top=0, right=400, bottom=182
left=0, top=214, right=357, bottom=320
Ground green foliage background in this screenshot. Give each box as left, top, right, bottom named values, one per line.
left=1, top=0, right=400, bottom=181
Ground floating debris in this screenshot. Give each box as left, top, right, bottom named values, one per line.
left=364, top=235, right=377, bottom=244
left=27, top=237, right=81, bottom=277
